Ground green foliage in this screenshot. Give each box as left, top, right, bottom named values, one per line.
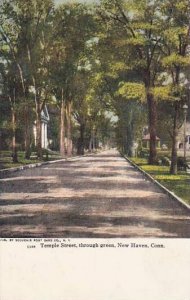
left=162, top=54, right=190, bottom=68
left=0, top=0, right=190, bottom=163
left=117, top=82, right=145, bottom=102
left=153, top=86, right=173, bottom=101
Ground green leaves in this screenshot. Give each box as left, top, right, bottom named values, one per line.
left=162, top=54, right=190, bottom=68
left=117, top=82, right=145, bottom=101
left=153, top=86, right=173, bottom=101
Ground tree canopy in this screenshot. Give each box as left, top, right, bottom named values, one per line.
left=0, top=0, right=189, bottom=174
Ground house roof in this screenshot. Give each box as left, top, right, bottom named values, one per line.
left=142, top=134, right=160, bottom=141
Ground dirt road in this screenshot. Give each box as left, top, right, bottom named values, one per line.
left=0, top=150, right=189, bottom=237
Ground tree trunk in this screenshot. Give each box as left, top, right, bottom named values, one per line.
left=60, top=91, right=66, bottom=157
left=170, top=67, right=181, bottom=174
left=92, top=129, right=95, bottom=151
left=89, top=135, right=93, bottom=152
left=170, top=102, right=179, bottom=175
left=66, top=101, right=72, bottom=157
left=94, top=129, right=98, bottom=149
left=77, top=123, right=85, bottom=155
left=36, top=106, right=42, bottom=159
left=126, top=124, right=134, bottom=157
left=11, top=109, right=18, bottom=163
left=0, top=130, right=2, bottom=151
left=24, top=105, right=31, bottom=159
left=147, top=90, right=157, bottom=164
left=89, top=129, right=95, bottom=152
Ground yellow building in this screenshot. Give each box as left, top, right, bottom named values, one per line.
left=142, top=134, right=161, bottom=149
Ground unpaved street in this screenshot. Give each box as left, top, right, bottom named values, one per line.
left=0, top=150, right=189, bottom=237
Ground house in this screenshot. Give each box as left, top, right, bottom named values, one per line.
left=142, top=134, right=161, bottom=149
left=177, top=122, right=190, bottom=151
left=33, top=105, right=50, bottom=149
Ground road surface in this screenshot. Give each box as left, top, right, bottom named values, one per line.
left=0, top=150, right=189, bottom=237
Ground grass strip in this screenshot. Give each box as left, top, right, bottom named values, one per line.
left=131, top=157, right=190, bottom=205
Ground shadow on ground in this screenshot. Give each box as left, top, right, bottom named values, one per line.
left=1, top=194, right=190, bottom=238
left=0, top=150, right=190, bottom=238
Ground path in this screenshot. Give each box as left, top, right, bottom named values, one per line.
left=0, top=150, right=189, bottom=237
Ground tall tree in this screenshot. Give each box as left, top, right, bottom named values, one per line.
left=98, top=0, right=166, bottom=163
left=0, top=0, right=54, bottom=159
left=161, top=0, right=190, bottom=174
left=49, top=2, right=97, bottom=156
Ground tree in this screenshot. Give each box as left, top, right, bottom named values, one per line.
left=0, top=60, right=19, bottom=162
left=0, top=0, right=27, bottom=161
left=98, top=0, right=167, bottom=163
left=49, top=2, right=98, bottom=156
left=0, top=0, right=54, bottom=159
left=161, top=0, right=190, bottom=174
left=154, top=0, right=190, bottom=174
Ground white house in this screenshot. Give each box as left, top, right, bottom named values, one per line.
left=177, top=122, right=190, bottom=151
left=33, top=105, right=50, bottom=149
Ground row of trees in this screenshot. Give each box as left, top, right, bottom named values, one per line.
left=97, top=0, right=190, bottom=174
left=0, top=0, right=190, bottom=174
left=0, top=0, right=114, bottom=162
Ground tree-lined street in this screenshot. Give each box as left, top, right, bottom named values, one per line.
left=1, top=0, right=190, bottom=174
left=0, top=0, right=190, bottom=237
left=0, top=150, right=189, bottom=238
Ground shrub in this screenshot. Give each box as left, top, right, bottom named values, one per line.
left=177, top=157, right=189, bottom=171
left=42, top=148, right=49, bottom=161
left=139, top=149, right=149, bottom=158
left=160, top=156, right=171, bottom=166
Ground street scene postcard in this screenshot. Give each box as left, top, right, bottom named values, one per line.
left=0, top=0, right=190, bottom=299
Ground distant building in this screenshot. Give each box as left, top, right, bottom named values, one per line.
left=33, top=106, right=50, bottom=149
left=177, top=122, right=190, bottom=151
left=142, top=134, right=161, bottom=149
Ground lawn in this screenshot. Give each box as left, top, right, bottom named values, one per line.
left=131, top=157, right=190, bottom=205
left=0, top=150, right=62, bottom=170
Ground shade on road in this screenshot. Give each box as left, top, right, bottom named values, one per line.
left=0, top=150, right=189, bottom=237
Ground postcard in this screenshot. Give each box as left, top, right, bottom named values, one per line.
left=0, top=0, right=190, bottom=299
